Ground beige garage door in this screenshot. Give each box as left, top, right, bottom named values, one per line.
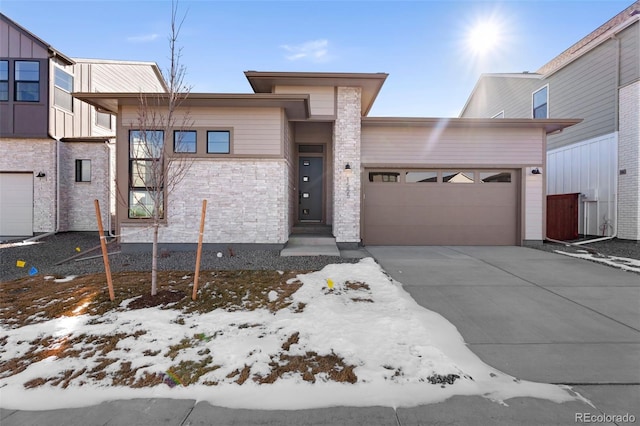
left=363, top=169, right=519, bottom=245
left=0, top=173, right=34, bottom=236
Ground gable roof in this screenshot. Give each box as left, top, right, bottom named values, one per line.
left=0, top=13, right=73, bottom=65
left=245, top=71, right=388, bottom=116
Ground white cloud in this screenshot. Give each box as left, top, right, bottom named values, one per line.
left=281, top=39, right=330, bottom=63
left=127, top=33, right=160, bottom=43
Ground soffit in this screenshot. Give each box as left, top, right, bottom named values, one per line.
left=73, top=92, right=311, bottom=120
left=362, top=117, right=582, bottom=134
left=245, top=71, right=388, bottom=116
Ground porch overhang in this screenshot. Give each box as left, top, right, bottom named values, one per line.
left=73, top=92, right=311, bottom=120
left=362, top=117, right=582, bottom=134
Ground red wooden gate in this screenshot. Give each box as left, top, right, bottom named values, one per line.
left=546, top=193, right=580, bottom=241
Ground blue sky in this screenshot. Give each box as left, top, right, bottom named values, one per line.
left=1, top=0, right=633, bottom=116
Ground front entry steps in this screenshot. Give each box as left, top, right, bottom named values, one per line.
left=280, top=234, right=340, bottom=257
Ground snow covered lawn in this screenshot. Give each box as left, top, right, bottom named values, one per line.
left=0, top=258, right=584, bottom=411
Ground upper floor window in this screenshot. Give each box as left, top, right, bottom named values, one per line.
left=95, top=110, right=112, bottom=129
left=54, top=67, right=74, bottom=111
left=174, top=130, right=197, bottom=153
left=15, top=61, right=39, bottom=102
left=532, top=86, right=548, bottom=118
left=0, top=61, right=8, bottom=101
left=207, top=130, right=230, bottom=154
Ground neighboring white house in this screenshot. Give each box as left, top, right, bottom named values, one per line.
left=460, top=1, right=640, bottom=241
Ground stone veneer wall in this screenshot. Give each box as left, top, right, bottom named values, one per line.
left=333, top=87, right=362, bottom=244
left=618, top=80, right=640, bottom=241
left=120, top=159, right=288, bottom=244
left=0, top=139, right=57, bottom=232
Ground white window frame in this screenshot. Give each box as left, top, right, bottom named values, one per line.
left=53, top=66, right=74, bottom=112
left=532, top=85, right=549, bottom=119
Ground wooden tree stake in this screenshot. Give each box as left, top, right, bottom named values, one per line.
left=192, top=199, right=207, bottom=300
left=94, top=199, right=115, bottom=301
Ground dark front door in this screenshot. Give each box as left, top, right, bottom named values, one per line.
left=299, top=157, right=323, bottom=222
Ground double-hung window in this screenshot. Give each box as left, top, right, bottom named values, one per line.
left=54, top=67, right=74, bottom=111
left=532, top=86, right=548, bottom=118
left=0, top=61, right=8, bottom=101
left=129, top=130, right=164, bottom=219
left=15, top=61, right=39, bottom=102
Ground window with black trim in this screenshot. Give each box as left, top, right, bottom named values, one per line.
left=174, top=130, right=197, bottom=153
left=75, top=159, right=91, bottom=182
left=533, top=86, right=548, bottom=118
left=0, top=61, right=8, bottom=101
left=54, top=67, right=73, bottom=111
left=15, top=61, right=39, bottom=102
left=207, top=130, right=230, bottom=154
left=96, top=110, right=112, bottom=129
left=368, top=172, right=400, bottom=183
left=129, top=130, right=164, bottom=219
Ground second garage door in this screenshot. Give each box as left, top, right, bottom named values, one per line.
left=0, top=172, right=34, bottom=237
left=363, top=169, right=519, bottom=245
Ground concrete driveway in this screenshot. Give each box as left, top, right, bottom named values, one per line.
left=367, top=245, right=640, bottom=424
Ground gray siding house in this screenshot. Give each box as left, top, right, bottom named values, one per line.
left=0, top=13, right=166, bottom=237
left=460, top=1, right=640, bottom=241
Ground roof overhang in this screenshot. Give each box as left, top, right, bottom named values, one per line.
left=60, top=136, right=114, bottom=143
left=73, top=92, right=311, bottom=120
left=244, top=71, right=388, bottom=116
left=362, top=117, right=582, bottom=134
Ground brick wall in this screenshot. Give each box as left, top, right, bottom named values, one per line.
left=120, top=159, right=288, bottom=244
left=618, top=80, right=640, bottom=241
left=333, top=87, right=362, bottom=243
left=0, top=139, right=57, bottom=232
left=59, top=142, right=111, bottom=231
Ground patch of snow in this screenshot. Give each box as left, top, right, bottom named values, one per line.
left=0, top=258, right=585, bottom=411
left=53, top=276, right=77, bottom=283
left=554, top=250, right=640, bottom=273
left=267, top=290, right=278, bottom=302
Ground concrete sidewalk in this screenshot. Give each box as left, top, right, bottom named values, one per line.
left=2, top=246, right=638, bottom=425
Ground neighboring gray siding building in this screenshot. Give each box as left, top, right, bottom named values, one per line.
left=0, top=13, right=166, bottom=237
left=460, top=1, right=640, bottom=241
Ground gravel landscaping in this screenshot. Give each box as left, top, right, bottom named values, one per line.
left=1, top=232, right=638, bottom=283
left=0, top=232, right=359, bottom=283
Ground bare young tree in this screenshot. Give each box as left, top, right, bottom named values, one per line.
left=129, top=0, right=193, bottom=295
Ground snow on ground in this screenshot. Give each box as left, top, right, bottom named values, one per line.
left=554, top=250, right=640, bottom=273
left=0, top=258, right=584, bottom=411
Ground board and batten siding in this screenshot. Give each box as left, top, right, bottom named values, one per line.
left=120, top=106, right=283, bottom=156
left=0, top=18, right=49, bottom=58
left=361, top=125, right=545, bottom=166
left=274, top=85, right=335, bottom=116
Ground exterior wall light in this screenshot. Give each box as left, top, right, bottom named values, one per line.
left=532, top=168, right=541, bottom=175
left=36, top=171, right=46, bottom=178
left=344, top=163, right=352, bottom=176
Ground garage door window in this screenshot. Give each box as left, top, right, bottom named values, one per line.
left=369, top=172, right=399, bottom=183
left=480, top=171, right=512, bottom=183
left=443, top=171, right=474, bottom=183
left=406, top=171, right=438, bottom=183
